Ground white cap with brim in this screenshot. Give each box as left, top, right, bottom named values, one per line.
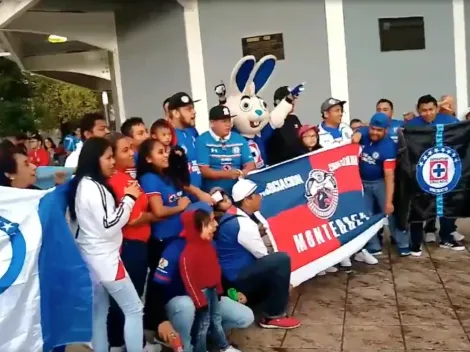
left=232, top=179, right=258, bottom=203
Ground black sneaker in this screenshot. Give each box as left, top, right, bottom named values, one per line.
left=440, top=240, right=465, bottom=251
left=410, top=243, right=422, bottom=257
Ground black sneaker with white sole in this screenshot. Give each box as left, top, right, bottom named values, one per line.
left=410, top=243, right=422, bottom=257
left=440, top=240, right=465, bottom=251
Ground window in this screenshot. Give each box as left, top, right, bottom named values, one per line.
left=378, top=17, right=425, bottom=52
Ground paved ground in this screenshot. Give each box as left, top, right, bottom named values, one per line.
left=68, top=219, right=470, bottom=351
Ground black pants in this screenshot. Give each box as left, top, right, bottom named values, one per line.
left=107, top=239, right=148, bottom=347
left=143, top=237, right=166, bottom=331
left=411, top=218, right=456, bottom=247
left=234, top=252, right=291, bottom=318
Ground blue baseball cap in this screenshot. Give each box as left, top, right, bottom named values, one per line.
left=369, top=113, right=389, bottom=129
left=186, top=201, right=213, bottom=213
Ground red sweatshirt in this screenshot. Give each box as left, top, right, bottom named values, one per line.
left=179, top=211, right=223, bottom=308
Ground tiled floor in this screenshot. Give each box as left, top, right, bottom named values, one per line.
left=230, top=218, right=470, bottom=352
left=68, top=219, right=470, bottom=352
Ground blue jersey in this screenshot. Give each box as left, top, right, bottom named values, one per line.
left=196, top=130, right=254, bottom=194
left=139, top=172, right=183, bottom=240
left=237, top=124, right=274, bottom=169
left=153, top=238, right=186, bottom=303
left=404, top=113, right=458, bottom=126
left=64, top=135, right=80, bottom=152
left=174, top=127, right=202, bottom=191
left=387, top=119, right=404, bottom=143
left=358, top=127, right=397, bottom=181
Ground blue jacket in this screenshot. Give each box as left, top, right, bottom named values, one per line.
left=214, top=211, right=257, bottom=282
left=152, top=202, right=215, bottom=303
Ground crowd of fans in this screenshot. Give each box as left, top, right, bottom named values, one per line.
left=0, top=88, right=467, bottom=352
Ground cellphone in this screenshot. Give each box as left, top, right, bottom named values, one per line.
left=211, top=191, right=224, bottom=203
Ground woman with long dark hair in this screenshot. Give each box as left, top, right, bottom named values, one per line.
left=107, top=133, right=178, bottom=351
left=67, top=137, right=143, bottom=352
left=44, top=137, right=57, bottom=164
left=136, top=139, right=191, bottom=340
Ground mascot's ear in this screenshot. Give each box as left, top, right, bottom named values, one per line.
left=230, top=56, right=256, bottom=94
left=251, top=55, right=276, bottom=95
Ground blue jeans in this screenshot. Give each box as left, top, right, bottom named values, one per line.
left=166, top=296, right=254, bottom=352
left=93, top=276, right=144, bottom=352
left=362, top=179, right=410, bottom=251
left=108, top=239, right=148, bottom=347
left=193, top=288, right=228, bottom=352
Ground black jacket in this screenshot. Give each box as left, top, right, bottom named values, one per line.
left=266, top=114, right=302, bottom=165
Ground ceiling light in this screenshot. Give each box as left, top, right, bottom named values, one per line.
left=48, top=35, right=68, bottom=43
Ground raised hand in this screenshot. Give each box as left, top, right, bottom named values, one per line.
left=214, top=83, right=226, bottom=98
left=289, top=82, right=306, bottom=97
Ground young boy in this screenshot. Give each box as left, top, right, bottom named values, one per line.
left=121, top=117, right=149, bottom=178
left=150, top=118, right=173, bottom=147
left=121, top=117, right=149, bottom=149
left=179, top=204, right=241, bottom=352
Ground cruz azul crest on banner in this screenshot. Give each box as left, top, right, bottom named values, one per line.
left=416, top=146, right=462, bottom=195
left=248, top=143, right=384, bottom=286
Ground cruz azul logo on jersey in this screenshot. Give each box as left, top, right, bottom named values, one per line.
left=168, top=191, right=183, bottom=203
left=248, top=140, right=264, bottom=168
left=416, top=146, right=462, bottom=195
left=305, top=170, right=339, bottom=219
left=0, top=216, right=26, bottom=295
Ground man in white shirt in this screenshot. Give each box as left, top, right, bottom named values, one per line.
left=317, top=98, right=353, bottom=147
left=65, top=113, right=110, bottom=168
left=214, top=179, right=300, bottom=330
left=317, top=98, right=377, bottom=268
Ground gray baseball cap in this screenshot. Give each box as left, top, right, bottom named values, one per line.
left=320, top=97, right=347, bottom=113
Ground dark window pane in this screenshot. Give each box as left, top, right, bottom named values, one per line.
left=379, top=17, right=425, bottom=52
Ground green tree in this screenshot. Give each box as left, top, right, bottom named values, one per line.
left=0, top=58, right=36, bottom=136
left=29, top=75, right=100, bottom=131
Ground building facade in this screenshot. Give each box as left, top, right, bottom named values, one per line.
left=0, top=0, right=468, bottom=130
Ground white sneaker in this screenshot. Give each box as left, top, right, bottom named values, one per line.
left=110, top=347, right=125, bottom=352
left=354, top=249, right=378, bottom=265
left=317, top=270, right=327, bottom=276
left=340, top=258, right=352, bottom=267
left=424, top=232, right=437, bottom=243
left=223, top=346, right=242, bottom=352
left=144, top=343, right=162, bottom=352
left=325, top=266, right=339, bottom=273
left=452, top=231, right=465, bottom=242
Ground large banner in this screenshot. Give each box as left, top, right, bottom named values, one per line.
left=394, top=121, right=470, bottom=230
left=35, top=166, right=74, bottom=189
left=248, top=143, right=384, bottom=286
left=0, top=185, right=92, bottom=351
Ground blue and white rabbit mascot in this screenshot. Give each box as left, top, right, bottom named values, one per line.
left=214, top=55, right=304, bottom=169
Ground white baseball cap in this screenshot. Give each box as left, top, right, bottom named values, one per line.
left=232, top=179, right=258, bottom=202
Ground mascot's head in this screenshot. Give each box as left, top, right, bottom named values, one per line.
left=226, top=55, right=277, bottom=137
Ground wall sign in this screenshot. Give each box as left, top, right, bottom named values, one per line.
left=242, top=33, right=285, bottom=61
left=378, top=17, right=425, bottom=52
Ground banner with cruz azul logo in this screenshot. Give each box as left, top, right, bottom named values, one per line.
left=248, top=143, right=384, bottom=286
left=394, top=121, right=470, bottom=230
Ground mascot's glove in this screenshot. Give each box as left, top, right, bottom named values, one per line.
left=289, top=82, right=306, bottom=97
left=214, top=83, right=226, bottom=98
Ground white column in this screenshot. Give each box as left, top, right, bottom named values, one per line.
left=109, top=49, right=126, bottom=126
left=324, top=0, right=350, bottom=123
left=181, top=0, right=209, bottom=132
left=452, top=0, right=468, bottom=119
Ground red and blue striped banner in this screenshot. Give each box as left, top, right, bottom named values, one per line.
left=248, top=143, right=384, bottom=285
